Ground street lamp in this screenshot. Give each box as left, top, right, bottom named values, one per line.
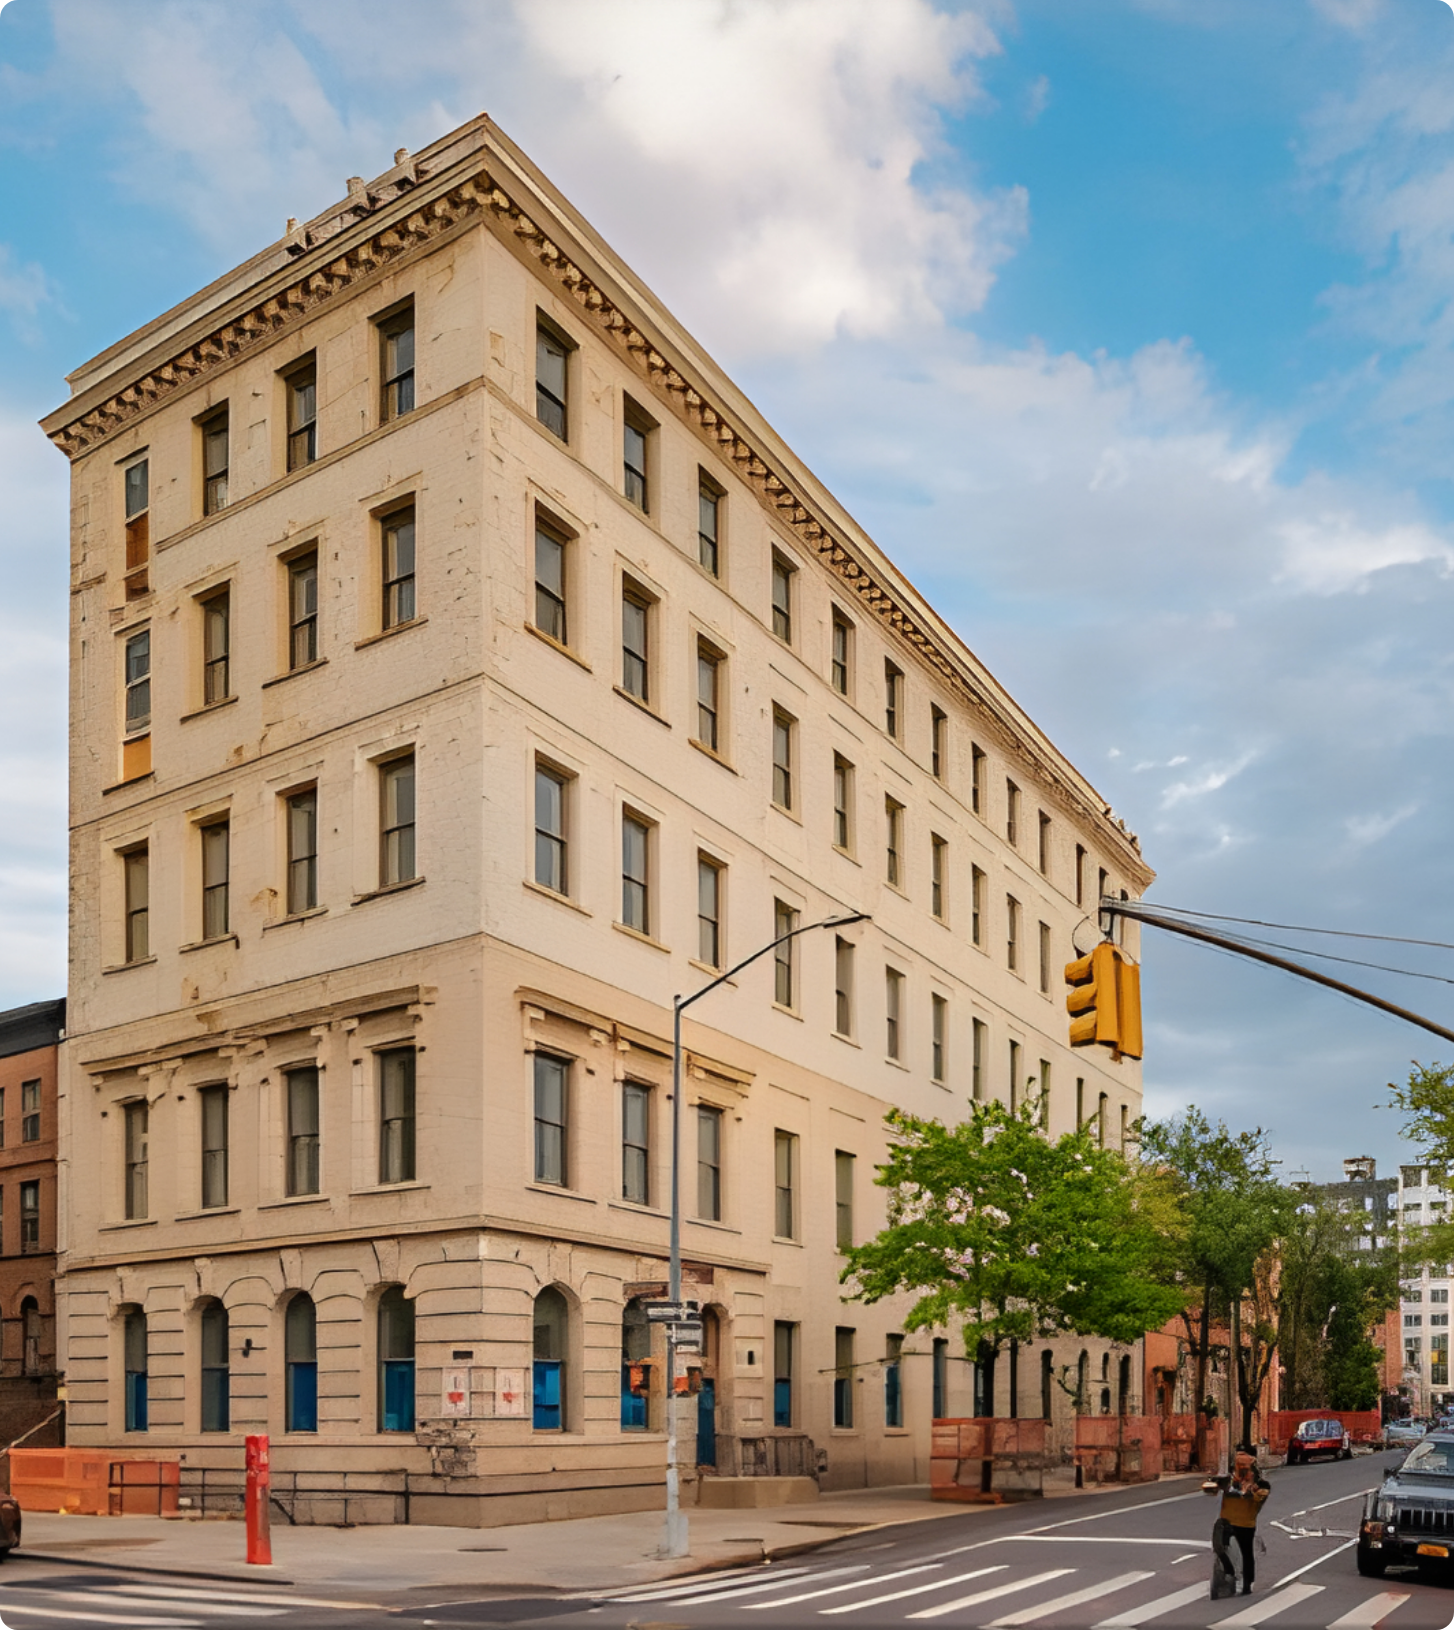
left=658, top=910, right=870, bottom=1559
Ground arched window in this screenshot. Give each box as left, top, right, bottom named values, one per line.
left=533, top=1287, right=568, bottom=1431
left=200, top=1301, right=229, bottom=1432
left=123, top=1307, right=148, bottom=1432
left=1117, top=1354, right=1132, bottom=1416
left=1040, top=1350, right=1053, bottom=1419
left=286, top=1295, right=318, bottom=1433
left=20, top=1298, right=40, bottom=1377
left=620, top=1298, right=651, bottom=1430
left=1075, top=1350, right=1089, bottom=1417
left=377, top=1287, right=415, bottom=1432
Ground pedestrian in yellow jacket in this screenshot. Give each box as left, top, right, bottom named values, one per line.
left=1203, top=1450, right=1271, bottom=1595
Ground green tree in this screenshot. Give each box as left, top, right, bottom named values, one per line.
left=1138, top=1111, right=1292, bottom=1457
left=1279, top=1198, right=1399, bottom=1412
left=1384, top=1061, right=1454, bottom=1164
left=840, top=1098, right=1187, bottom=1415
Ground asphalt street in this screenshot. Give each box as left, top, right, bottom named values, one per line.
left=0, top=1451, right=1448, bottom=1630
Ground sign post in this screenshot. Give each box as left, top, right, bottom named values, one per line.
left=245, top=1434, right=272, bottom=1565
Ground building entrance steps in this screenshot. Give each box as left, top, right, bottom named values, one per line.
left=10, top=1477, right=1188, bottom=1597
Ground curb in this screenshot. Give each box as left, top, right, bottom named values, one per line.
left=15, top=1549, right=296, bottom=1586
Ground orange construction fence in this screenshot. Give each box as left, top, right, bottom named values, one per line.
left=9, top=1449, right=179, bottom=1516
left=1268, top=1410, right=1381, bottom=1456
left=931, top=1417, right=1047, bottom=1503
left=1074, top=1415, right=1163, bottom=1484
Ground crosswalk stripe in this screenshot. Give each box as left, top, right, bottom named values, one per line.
left=1093, top=1581, right=1214, bottom=1627
left=607, top=1565, right=814, bottom=1603
left=1216, top=1583, right=1324, bottom=1627
left=663, top=1566, right=869, bottom=1607
left=908, top=1569, right=1075, bottom=1621
left=0, top=1606, right=204, bottom=1627
left=0, top=1588, right=281, bottom=1618
left=987, top=1571, right=1155, bottom=1627
left=820, top=1566, right=1007, bottom=1615
left=111, top=1585, right=372, bottom=1609
left=1326, top=1595, right=1412, bottom=1630
left=743, top=1563, right=943, bottom=1609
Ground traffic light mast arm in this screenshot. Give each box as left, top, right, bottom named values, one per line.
left=1103, top=901, right=1454, bottom=1047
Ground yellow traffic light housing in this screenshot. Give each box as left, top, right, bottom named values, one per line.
left=1064, top=942, right=1143, bottom=1061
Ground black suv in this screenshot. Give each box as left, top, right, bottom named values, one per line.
left=1359, top=1430, right=1454, bottom=1575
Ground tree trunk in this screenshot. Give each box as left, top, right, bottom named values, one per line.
left=1194, top=1285, right=1211, bottom=1470
left=1230, top=1296, right=1242, bottom=1454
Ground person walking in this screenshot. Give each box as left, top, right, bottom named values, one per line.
left=1203, top=1448, right=1271, bottom=1596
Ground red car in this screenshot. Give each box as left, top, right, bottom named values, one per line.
left=1287, top=1417, right=1352, bottom=1464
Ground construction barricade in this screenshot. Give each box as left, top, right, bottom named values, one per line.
left=1074, top=1414, right=1163, bottom=1484
left=931, top=1417, right=1047, bottom=1503
left=1267, top=1410, right=1381, bottom=1457
left=9, top=1449, right=180, bottom=1516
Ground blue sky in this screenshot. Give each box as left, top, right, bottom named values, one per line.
left=5, top=0, right=1454, bottom=1179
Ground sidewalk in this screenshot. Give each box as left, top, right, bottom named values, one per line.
left=15, top=1485, right=981, bottom=1598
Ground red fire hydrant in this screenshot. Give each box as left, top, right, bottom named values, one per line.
left=245, top=1434, right=272, bottom=1565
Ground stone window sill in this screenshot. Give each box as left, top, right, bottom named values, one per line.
left=263, top=907, right=329, bottom=931
left=257, top=1194, right=332, bottom=1211
left=613, top=922, right=669, bottom=953
left=525, top=623, right=591, bottom=671
left=180, top=696, right=239, bottom=724
left=523, top=880, right=590, bottom=916
left=103, top=957, right=157, bottom=975
left=352, top=876, right=425, bottom=906
left=356, top=616, right=428, bottom=651
left=263, top=659, right=328, bottom=689
left=179, top=934, right=239, bottom=955
left=613, top=686, right=670, bottom=726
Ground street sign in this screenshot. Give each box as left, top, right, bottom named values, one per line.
left=668, top=1319, right=704, bottom=1345
left=646, top=1299, right=699, bottom=1322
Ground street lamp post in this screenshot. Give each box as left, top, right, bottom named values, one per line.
left=658, top=910, right=869, bottom=1560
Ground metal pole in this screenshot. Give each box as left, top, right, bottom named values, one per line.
left=660, top=998, right=687, bottom=1559
left=656, top=911, right=868, bottom=1561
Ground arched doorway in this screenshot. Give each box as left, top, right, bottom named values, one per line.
left=20, top=1298, right=41, bottom=1377
left=199, top=1300, right=229, bottom=1432
left=377, top=1287, right=415, bottom=1433
left=620, top=1298, right=651, bottom=1430
left=533, top=1287, right=568, bottom=1431
left=285, top=1294, right=317, bottom=1433
left=122, top=1306, right=148, bottom=1432
left=697, top=1306, right=722, bottom=1467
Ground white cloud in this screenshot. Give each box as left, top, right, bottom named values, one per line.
left=1276, top=513, right=1454, bottom=593
left=0, top=244, right=53, bottom=337
left=1159, top=753, right=1260, bottom=810
left=1345, top=803, right=1419, bottom=846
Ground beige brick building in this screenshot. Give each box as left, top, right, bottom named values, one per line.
left=43, top=115, right=1152, bottom=1526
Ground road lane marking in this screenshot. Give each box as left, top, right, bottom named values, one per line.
left=0, top=1592, right=280, bottom=1619
left=606, top=1565, right=815, bottom=1602
left=986, top=1571, right=1154, bottom=1626
left=1308, top=1487, right=1377, bottom=1512
left=111, top=1585, right=376, bottom=1609
left=1093, top=1581, right=1211, bottom=1626
left=1269, top=1537, right=1358, bottom=1587
left=907, top=1569, right=1075, bottom=1621
left=1170, top=1554, right=1199, bottom=1565
left=1006, top=1535, right=1210, bottom=1548
left=1216, top=1582, right=1324, bottom=1626
left=743, top=1564, right=942, bottom=1609
left=820, top=1566, right=1007, bottom=1615
left=1019, top=1491, right=1207, bottom=1534
left=1327, top=1593, right=1412, bottom=1629
left=0, top=1607, right=204, bottom=1628
left=665, top=1566, right=868, bottom=1606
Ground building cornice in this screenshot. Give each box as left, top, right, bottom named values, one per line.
left=43, top=132, right=1148, bottom=879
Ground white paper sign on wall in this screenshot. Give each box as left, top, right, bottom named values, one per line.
left=494, top=1367, right=527, bottom=1416
left=441, top=1367, right=471, bottom=1417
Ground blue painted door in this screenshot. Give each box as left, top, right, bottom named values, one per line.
left=697, top=1379, right=716, bottom=1466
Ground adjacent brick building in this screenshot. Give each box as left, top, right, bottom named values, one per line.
left=0, top=999, right=64, bottom=1446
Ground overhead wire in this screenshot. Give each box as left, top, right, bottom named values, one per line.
left=1128, top=901, right=1454, bottom=954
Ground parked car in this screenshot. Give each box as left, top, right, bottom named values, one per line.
left=1286, top=1417, right=1353, bottom=1464
left=1384, top=1419, right=1430, bottom=1449
left=1360, top=1430, right=1454, bottom=1575
left=0, top=1494, right=19, bottom=1560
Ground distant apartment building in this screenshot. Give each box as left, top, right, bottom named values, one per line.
left=1398, top=1163, right=1453, bottom=1413
left=43, top=116, right=1152, bottom=1525
left=0, top=1000, right=64, bottom=1445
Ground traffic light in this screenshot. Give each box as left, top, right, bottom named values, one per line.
left=1064, top=942, right=1143, bottom=1061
